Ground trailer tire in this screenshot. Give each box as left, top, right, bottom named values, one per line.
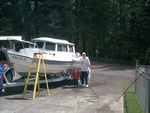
left=5, top=71, right=13, bottom=82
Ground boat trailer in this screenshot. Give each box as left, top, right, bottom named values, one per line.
left=3, top=64, right=16, bottom=85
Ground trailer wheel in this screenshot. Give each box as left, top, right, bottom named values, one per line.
left=5, top=71, right=13, bottom=82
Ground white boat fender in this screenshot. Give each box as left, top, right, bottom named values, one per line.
left=88, top=67, right=91, bottom=81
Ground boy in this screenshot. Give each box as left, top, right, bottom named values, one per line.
left=72, top=67, right=80, bottom=87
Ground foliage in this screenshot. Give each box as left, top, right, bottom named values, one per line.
left=0, top=0, right=149, bottom=64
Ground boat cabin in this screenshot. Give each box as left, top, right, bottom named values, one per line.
left=29, top=37, right=75, bottom=54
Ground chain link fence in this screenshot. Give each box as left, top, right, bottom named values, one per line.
left=135, top=64, right=150, bottom=113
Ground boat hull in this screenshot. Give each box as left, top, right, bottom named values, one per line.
left=7, top=52, right=74, bottom=77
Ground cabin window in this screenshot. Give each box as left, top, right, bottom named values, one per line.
left=57, top=45, right=68, bottom=52
left=36, top=42, right=43, bottom=48
left=57, top=45, right=62, bottom=51
left=45, top=42, right=55, bottom=51
left=69, top=46, right=73, bottom=52
left=62, top=45, right=67, bottom=52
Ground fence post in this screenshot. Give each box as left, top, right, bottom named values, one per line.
left=135, top=60, right=139, bottom=93
left=148, top=79, right=150, bottom=113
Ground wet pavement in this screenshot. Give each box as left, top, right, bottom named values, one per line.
left=0, top=61, right=135, bottom=113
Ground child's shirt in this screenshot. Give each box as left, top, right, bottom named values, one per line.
left=72, top=69, right=80, bottom=79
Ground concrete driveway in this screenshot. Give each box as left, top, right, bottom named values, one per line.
left=0, top=61, right=135, bottom=113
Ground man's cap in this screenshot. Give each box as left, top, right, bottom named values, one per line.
left=82, top=52, right=86, bottom=55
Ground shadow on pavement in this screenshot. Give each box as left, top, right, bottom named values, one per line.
left=0, top=79, right=73, bottom=96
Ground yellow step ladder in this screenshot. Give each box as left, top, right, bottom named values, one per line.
left=23, top=52, right=50, bottom=99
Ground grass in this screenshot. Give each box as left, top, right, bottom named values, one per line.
left=124, top=88, right=143, bottom=113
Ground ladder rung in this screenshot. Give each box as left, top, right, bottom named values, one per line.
left=34, top=52, right=43, bottom=55
left=26, top=78, right=36, bottom=81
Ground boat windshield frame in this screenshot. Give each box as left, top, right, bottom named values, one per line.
left=7, top=38, right=38, bottom=51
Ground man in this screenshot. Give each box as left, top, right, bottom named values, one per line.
left=79, top=52, right=91, bottom=87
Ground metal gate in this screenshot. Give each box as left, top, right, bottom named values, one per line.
left=135, top=64, right=150, bottom=113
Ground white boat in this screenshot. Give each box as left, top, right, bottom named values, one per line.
left=0, top=36, right=80, bottom=78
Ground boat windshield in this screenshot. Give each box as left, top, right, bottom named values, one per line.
left=45, top=42, right=55, bottom=51
left=36, top=42, right=43, bottom=48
